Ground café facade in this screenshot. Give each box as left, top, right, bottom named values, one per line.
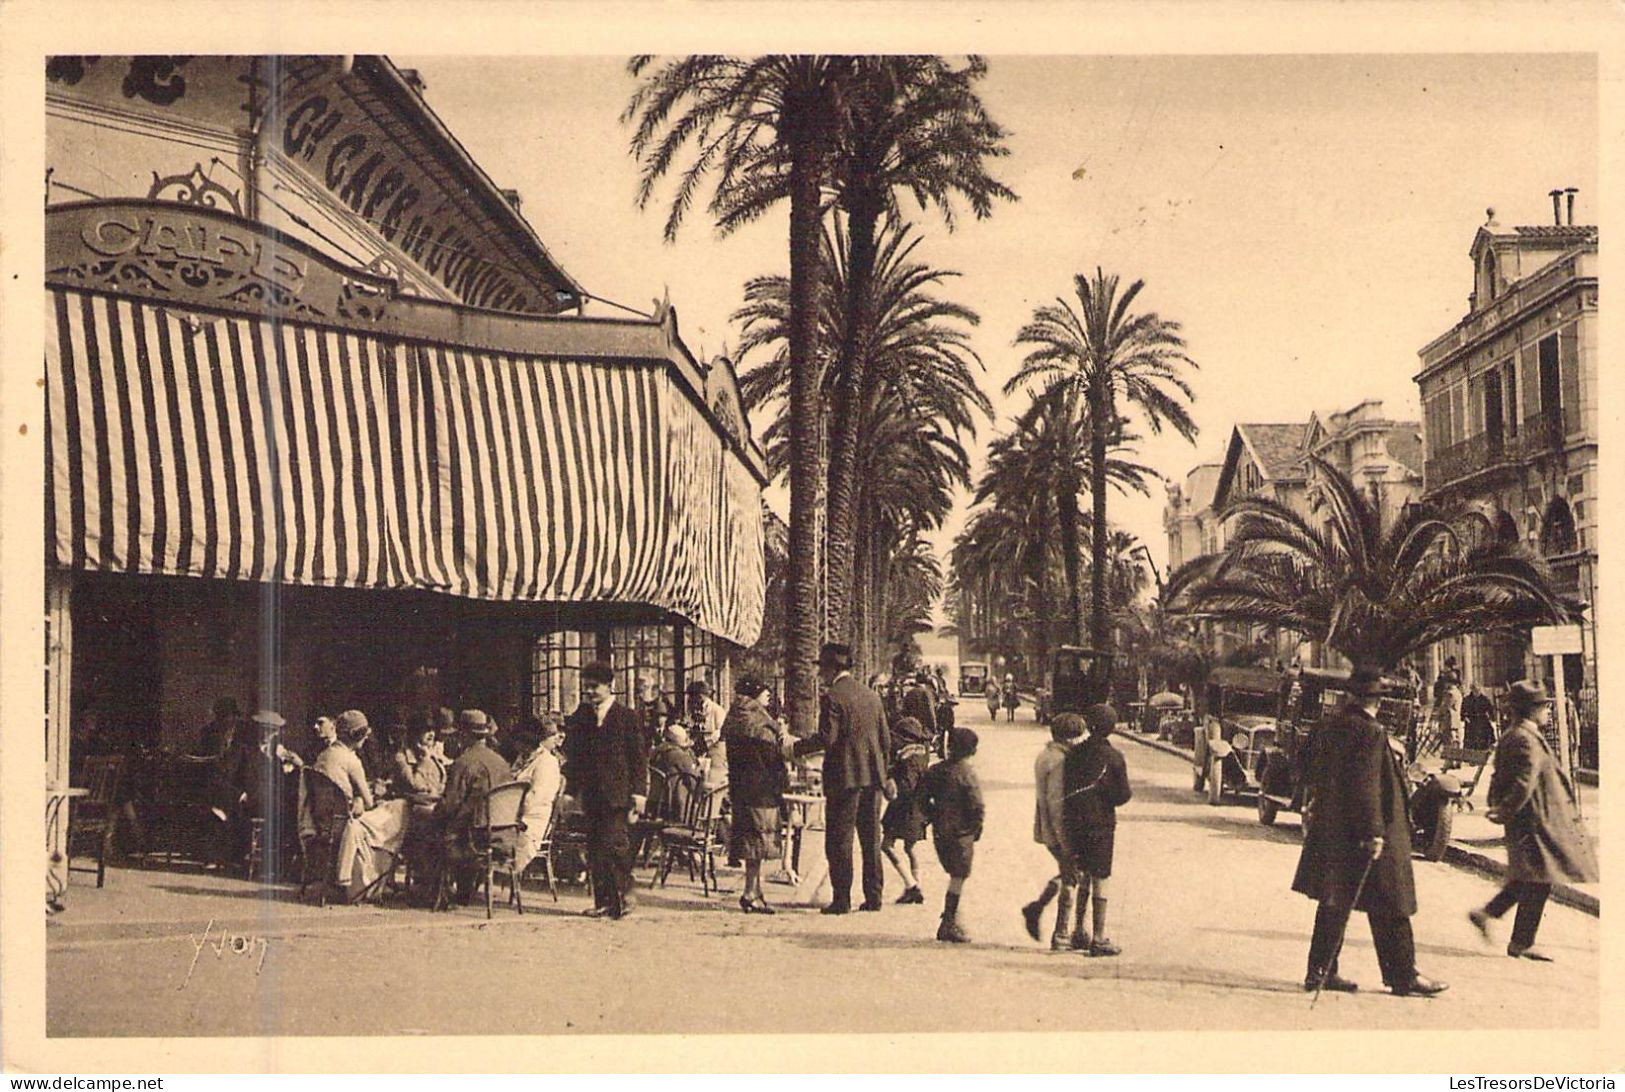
left=44, top=56, right=767, bottom=867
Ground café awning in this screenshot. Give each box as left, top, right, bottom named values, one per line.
left=44, top=201, right=766, bottom=646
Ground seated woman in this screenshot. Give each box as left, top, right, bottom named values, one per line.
left=314, top=711, right=375, bottom=815
left=394, top=717, right=448, bottom=800
left=511, top=719, right=565, bottom=872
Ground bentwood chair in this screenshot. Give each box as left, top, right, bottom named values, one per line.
left=68, top=755, right=125, bottom=887
left=656, top=782, right=729, bottom=896
left=521, top=781, right=570, bottom=901
left=632, top=767, right=671, bottom=868
left=466, top=780, right=528, bottom=919
left=297, top=767, right=352, bottom=906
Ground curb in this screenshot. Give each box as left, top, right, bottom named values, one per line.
left=1116, top=731, right=1601, bottom=918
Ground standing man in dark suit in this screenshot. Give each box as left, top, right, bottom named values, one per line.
left=791, top=642, right=892, bottom=914
left=1292, top=671, right=1448, bottom=997
left=564, top=660, right=649, bottom=920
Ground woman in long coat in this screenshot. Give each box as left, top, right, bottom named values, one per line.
left=724, top=676, right=789, bottom=914
left=1470, top=680, right=1598, bottom=959
left=1290, top=676, right=1443, bottom=996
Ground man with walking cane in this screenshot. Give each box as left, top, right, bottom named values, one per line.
left=1292, top=670, right=1448, bottom=998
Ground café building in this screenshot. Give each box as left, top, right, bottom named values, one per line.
left=44, top=56, right=766, bottom=872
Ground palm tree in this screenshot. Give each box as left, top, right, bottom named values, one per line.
left=976, top=388, right=1156, bottom=644
left=1009, top=269, right=1199, bottom=653
left=625, top=55, right=853, bottom=735
left=733, top=216, right=989, bottom=671
left=822, top=58, right=1013, bottom=640
left=1165, top=456, right=1573, bottom=675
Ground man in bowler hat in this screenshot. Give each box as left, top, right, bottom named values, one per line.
left=564, top=660, right=649, bottom=919
left=1292, top=670, right=1447, bottom=997
left=789, top=642, right=892, bottom=913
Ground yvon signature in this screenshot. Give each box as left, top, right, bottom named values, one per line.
left=180, top=919, right=269, bottom=989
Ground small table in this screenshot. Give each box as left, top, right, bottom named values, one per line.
left=46, top=786, right=88, bottom=913
left=776, top=792, right=827, bottom=902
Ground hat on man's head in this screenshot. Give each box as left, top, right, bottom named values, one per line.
left=250, top=709, right=286, bottom=731
left=687, top=679, right=713, bottom=698
left=458, top=708, right=493, bottom=735
left=1509, top=679, right=1551, bottom=711
left=734, top=674, right=765, bottom=697
left=948, top=727, right=979, bottom=757
left=581, top=660, right=615, bottom=686
left=818, top=642, right=853, bottom=670
left=335, top=709, right=369, bottom=740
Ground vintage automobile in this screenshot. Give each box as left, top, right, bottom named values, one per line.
left=1157, top=709, right=1199, bottom=748
left=1192, top=666, right=1282, bottom=806
left=1036, top=645, right=1113, bottom=725
left=958, top=662, right=989, bottom=697
left=1254, top=667, right=1350, bottom=826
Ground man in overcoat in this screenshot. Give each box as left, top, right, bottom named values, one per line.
left=565, top=661, right=649, bottom=920
left=1470, top=679, right=1598, bottom=960
left=1292, top=671, right=1447, bottom=996
left=791, top=642, right=892, bottom=913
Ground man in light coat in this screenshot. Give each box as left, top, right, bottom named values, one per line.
left=1470, top=679, right=1598, bottom=960
left=790, top=642, right=892, bottom=914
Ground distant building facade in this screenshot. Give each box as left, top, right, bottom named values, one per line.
left=1414, top=196, right=1597, bottom=765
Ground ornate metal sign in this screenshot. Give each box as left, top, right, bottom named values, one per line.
left=46, top=199, right=395, bottom=323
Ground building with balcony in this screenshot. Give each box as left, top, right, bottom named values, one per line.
left=1414, top=197, right=1597, bottom=764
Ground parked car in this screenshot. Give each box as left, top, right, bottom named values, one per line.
left=1038, top=645, right=1113, bottom=726
left=959, top=662, right=989, bottom=697
left=1157, top=709, right=1198, bottom=748
left=1192, top=666, right=1281, bottom=806
left=1255, top=667, right=1350, bottom=825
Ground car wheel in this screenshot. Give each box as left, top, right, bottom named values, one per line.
left=1257, top=791, right=1279, bottom=826
left=1206, top=756, right=1224, bottom=806
left=1421, top=803, right=1453, bottom=862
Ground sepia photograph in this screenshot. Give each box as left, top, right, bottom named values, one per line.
left=1, top=3, right=1619, bottom=1075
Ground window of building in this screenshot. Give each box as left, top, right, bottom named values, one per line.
left=1502, top=360, right=1518, bottom=439
left=1539, top=335, right=1561, bottom=425
left=608, top=623, right=680, bottom=709
left=529, top=629, right=599, bottom=716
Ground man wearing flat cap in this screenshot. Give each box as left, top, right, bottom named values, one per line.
left=790, top=642, right=892, bottom=914
left=1470, top=679, right=1598, bottom=960
left=564, top=661, right=649, bottom=919
left=1291, top=670, right=1447, bottom=997
left=435, top=709, right=510, bottom=905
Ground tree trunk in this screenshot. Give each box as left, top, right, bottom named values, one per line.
left=822, top=196, right=881, bottom=644
left=1089, top=391, right=1112, bottom=653
left=783, top=133, right=826, bottom=739
left=850, top=495, right=870, bottom=676
left=1057, top=479, right=1084, bottom=645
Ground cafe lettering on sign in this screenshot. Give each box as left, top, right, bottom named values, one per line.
left=271, top=58, right=560, bottom=315
left=47, top=201, right=395, bottom=324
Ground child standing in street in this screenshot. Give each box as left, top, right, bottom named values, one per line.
left=1022, top=713, right=1084, bottom=949
left=920, top=727, right=986, bottom=943
left=1061, top=704, right=1133, bottom=956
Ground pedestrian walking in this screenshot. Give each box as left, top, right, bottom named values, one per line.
left=1060, top=704, right=1132, bottom=956
left=1462, top=683, right=1496, bottom=750
left=1021, top=712, right=1084, bottom=949
left=984, top=680, right=1002, bottom=722
left=563, top=661, right=649, bottom=920
left=1003, top=674, right=1020, bottom=722
left=919, top=727, right=986, bottom=943
left=724, top=675, right=790, bottom=915
left=1469, top=680, right=1598, bottom=961
left=789, top=643, right=892, bottom=914
left=881, top=715, right=933, bottom=905
left=1292, top=671, right=1447, bottom=997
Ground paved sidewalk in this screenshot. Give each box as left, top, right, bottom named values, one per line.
left=1117, top=728, right=1600, bottom=915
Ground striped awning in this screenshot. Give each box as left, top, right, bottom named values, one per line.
left=44, top=287, right=765, bottom=646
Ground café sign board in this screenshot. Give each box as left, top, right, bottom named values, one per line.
left=46, top=200, right=395, bottom=324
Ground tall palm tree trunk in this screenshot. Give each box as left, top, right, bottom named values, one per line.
left=1089, top=393, right=1111, bottom=653
left=822, top=198, right=880, bottom=643
left=784, top=135, right=826, bottom=738
left=1057, top=481, right=1084, bottom=645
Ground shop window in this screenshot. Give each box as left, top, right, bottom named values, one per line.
left=609, top=623, right=680, bottom=708
left=529, top=629, right=598, bottom=716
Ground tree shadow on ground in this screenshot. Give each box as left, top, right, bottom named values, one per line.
left=1202, top=924, right=1502, bottom=961
left=993, top=954, right=1304, bottom=996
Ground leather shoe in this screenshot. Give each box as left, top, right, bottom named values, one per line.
left=820, top=903, right=851, bottom=915
left=1467, top=908, right=1492, bottom=944
left=859, top=900, right=882, bottom=912
left=1021, top=901, right=1044, bottom=940
left=1391, top=975, right=1449, bottom=997
left=1508, top=945, right=1555, bottom=962
left=896, top=886, right=925, bottom=905
left=1304, top=972, right=1359, bottom=993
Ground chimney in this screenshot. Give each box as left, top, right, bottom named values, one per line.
left=500, top=188, right=523, bottom=213
left=1565, top=187, right=1578, bottom=226
left=1549, top=189, right=1563, bottom=225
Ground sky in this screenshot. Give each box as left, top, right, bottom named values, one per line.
left=401, top=53, right=1597, bottom=601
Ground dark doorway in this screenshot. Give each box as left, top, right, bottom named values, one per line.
left=1539, top=335, right=1562, bottom=440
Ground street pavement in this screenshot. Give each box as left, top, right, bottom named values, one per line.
left=46, top=704, right=1598, bottom=1038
